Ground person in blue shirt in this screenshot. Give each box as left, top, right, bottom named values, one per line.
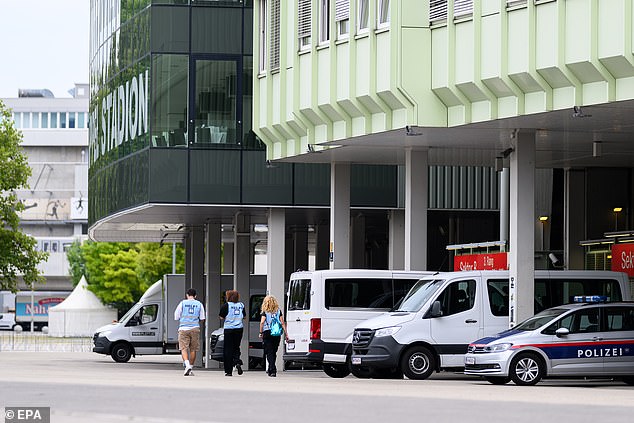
left=219, top=289, right=245, bottom=376
left=259, top=295, right=288, bottom=377
left=174, top=288, right=205, bottom=376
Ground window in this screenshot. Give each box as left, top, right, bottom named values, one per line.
left=249, top=295, right=265, bottom=321
left=32, top=112, right=40, bottom=129
left=430, top=0, right=448, bottom=23
left=487, top=279, right=509, bottom=317
left=454, top=0, right=473, bottom=18
left=358, top=0, right=369, bottom=32
left=377, top=0, right=389, bottom=27
left=604, top=306, right=634, bottom=331
left=270, top=0, right=280, bottom=70
left=13, top=112, right=22, bottom=128
left=51, top=112, right=58, bottom=128
left=547, top=308, right=600, bottom=334
left=42, top=112, right=49, bottom=128
left=298, top=0, right=312, bottom=50
left=319, top=0, right=330, bottom=43
left=435, top=280, right=476, bottom=316
left=335, top=0, right=350, bottom=38
left=259, top=0, right=267, bottom=72
left=288, top=279, right=311, bottom=310
left=325, top=278, right=393, bottom=309
left=69, top=112, right=76, bottom=129
left=60, top=112, right=67, bottom=128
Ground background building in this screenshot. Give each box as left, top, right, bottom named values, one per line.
left=2, top=84, right=90, bottom=292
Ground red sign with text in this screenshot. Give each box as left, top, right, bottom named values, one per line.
left=454, top=253, right=508, bottom=271
left=611, top=243, right=634, bottom=276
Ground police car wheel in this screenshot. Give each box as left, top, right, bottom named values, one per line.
left=401, top=346, right=435, bottom=380
left=111, top=343, right=133, bottom=363
left=509, top=353, right=544, bottom=386
left=323, top=363, right=351, bottom=378
left=484, top=376, right=511, bottom=385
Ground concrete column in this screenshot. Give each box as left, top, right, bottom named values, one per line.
left=509, top=131, right=535, bottom=327
left=189, top=226, right=205, bottom=368
left=500, top=168, right=510, bottom=245
left=315, top=222, right=330, bottom=270
left=205, top=222, right=222, bottom=369
left=223, top=242, right=234, bottom=274
left=389, top=209, right=405, bottom=270
left=351, top=214, right=366, bottom=268
left=330, top=163, right=351, bottom=269
left=564, top=169, right=586, bottom=270
left=285, top=232, right=294, bottom=280
left=233, top=212, right=251, bottom=369
left=267, top=208, right=286, bottom=373
left=405, top=149, right=428, bottom=271
left=293, top=228, right=309, bottom=272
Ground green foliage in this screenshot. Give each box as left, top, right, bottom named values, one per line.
left=0, top=100, right=48, bottom=292
left=66, top=240, right=185, bottom=315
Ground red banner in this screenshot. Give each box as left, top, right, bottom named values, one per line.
left=611, top=243, right=634, bottom=276
left=454, top=252, right=508, bottom=271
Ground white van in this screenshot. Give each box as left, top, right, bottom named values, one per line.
left=350, top=270, right=631, bottom=379
left=284, top=269, right=431, bottom=378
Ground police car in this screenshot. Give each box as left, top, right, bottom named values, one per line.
left=464, top=297, right=634, bottom=385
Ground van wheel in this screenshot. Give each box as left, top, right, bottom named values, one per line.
left=509, top=353, right=543, bottom=386
left=350, top=365, right=373, bottom=379
left=111, top=343, right=133, bottom=363
left=485, top=376, right=511, bottom=385
left=400, top=346, right=435, bottom=380
left=323, top=363, right=351, bottom=378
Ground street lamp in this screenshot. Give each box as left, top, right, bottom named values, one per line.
left=539, top=216, right=548, bottom=251
left=614, top=207, right=623, bottom=231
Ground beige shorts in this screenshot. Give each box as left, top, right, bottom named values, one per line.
left=178, top=328, right=201, bottom=352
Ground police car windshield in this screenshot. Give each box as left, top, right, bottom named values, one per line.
left=514, top=308, right=568, bottom=331
left=395, top=279, right=444, bottom=312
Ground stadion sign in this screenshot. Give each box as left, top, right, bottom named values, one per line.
left=454, top=252, right=508, bottom=271
left=611, top=243, right=634, bottom=276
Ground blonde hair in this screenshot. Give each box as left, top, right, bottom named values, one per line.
left=261, top=295, right=280, bottom=314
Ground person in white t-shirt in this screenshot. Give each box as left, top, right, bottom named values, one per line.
left=174, top=288, right=205, bottom=376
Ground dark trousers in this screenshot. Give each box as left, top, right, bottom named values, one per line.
left=223, top=328, right=243, bottom=374
left=262, top=330, right=281, bottom=374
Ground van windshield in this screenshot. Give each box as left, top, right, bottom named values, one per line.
left=395, top=279, right=444, bottom=312
left=119, top=304, right=140, bottom=324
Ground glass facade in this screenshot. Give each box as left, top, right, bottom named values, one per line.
left=88, top=0, right=399, bottom=226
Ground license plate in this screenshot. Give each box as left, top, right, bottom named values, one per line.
left=465, top=356, right=475, bottom=365
left=286, top=340, right=295, bottom=351
left=352, top=357, right=361, bottom=365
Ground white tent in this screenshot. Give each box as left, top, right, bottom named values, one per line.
left=48, top=276, right=117, bottom=337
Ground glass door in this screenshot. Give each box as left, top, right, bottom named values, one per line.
left=190, top=57, right=241, bottom=147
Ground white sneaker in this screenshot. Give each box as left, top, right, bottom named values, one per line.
left=184, top=365, right=193, bottom=376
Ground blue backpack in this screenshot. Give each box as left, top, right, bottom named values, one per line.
left=269, top=312, right=283, bottom=337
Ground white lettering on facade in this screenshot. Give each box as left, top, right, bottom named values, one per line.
left=90, top=70, right=149, bottom=164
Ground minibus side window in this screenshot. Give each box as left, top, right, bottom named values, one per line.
left=324, top=278, right=392, bottom=309
left=288, top=279, right=311, bottom=311
left=435, top=280, right=476, bottom=316
left=487, top=279, right=509, bottom=317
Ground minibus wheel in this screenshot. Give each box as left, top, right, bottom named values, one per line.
left=323, top=363, right=351, bottom=378
left=111, top=342, right=133, bottom=363
left=401, top=346, right=435, bottom=380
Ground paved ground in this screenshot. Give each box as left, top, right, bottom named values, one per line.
left=0, top=352, right=633, bottom=423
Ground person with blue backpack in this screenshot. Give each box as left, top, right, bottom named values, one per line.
left=219, top=289, right=246, bottom=376
left=174, top=288, right=206, bottom=376
left=259, top=295, right=288, bottom=377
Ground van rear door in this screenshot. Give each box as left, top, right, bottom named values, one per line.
left=286, top=277, right=312, bottom=354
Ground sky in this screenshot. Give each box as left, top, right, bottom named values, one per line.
left=0, top=0, right=90, bottom=98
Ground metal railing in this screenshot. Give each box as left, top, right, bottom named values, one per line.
left=0, top=332, right=92, bottom=352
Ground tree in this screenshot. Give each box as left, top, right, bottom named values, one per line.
left=0, top=100, right=48, bottom=292
left=67, top=240, right=185, bottom=315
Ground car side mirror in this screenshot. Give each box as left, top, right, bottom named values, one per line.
left=555, top=327, right=569, bottom=337
left=429, top=301, right=443, bottom=318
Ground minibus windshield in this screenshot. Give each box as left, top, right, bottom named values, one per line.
left=395, top=279, right=444, bottom=312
